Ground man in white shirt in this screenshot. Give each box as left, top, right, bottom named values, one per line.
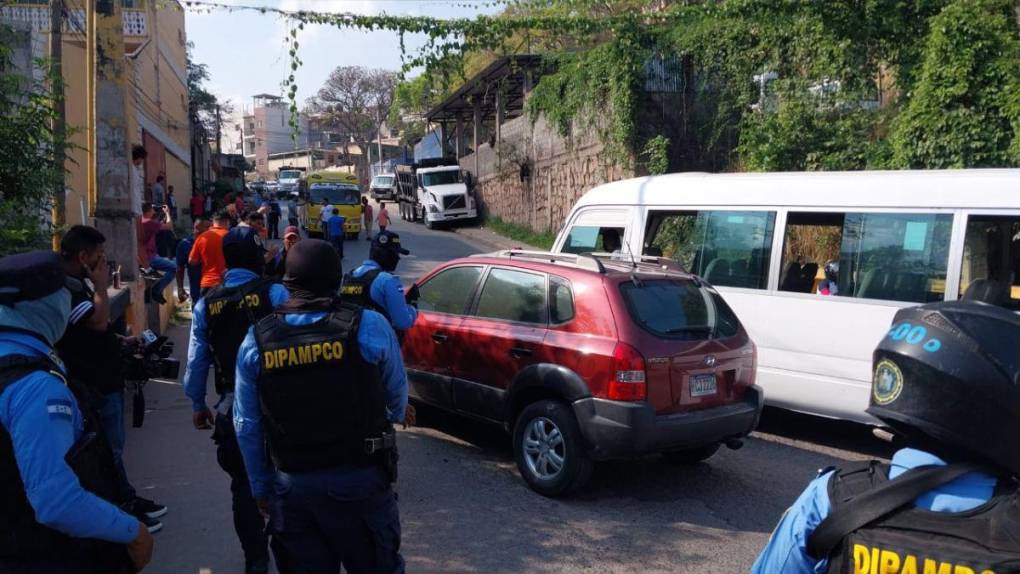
left=319, top=199, right=334, bottom=239
left=131, top=145, right=146, bottom=217
left=151, top=175, right=165, bottom=206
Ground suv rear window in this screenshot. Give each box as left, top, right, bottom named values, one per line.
left=620, top=279, right=740, bottom=340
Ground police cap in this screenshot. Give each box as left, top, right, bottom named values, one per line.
left=0, top=251, right=66, bottom=307
left=869, top=301, right=1020, bottom=477
left=372, top=230, right=409, bottom=255
left=222, top=226, right=266, bottom=272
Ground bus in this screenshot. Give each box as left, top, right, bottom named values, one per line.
left=552, top=169, right=1020, bottom=423
left=302, top=171, right=363, bottom=238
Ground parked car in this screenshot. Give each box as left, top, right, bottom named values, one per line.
left=402, top=250, right=763, bottom=496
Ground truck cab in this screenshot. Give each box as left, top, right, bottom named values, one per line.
left=278, top=167, right=306, bottom=199
left=411, top=164, right=477, bottom=229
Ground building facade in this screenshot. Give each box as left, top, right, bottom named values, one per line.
left=1, top=0, right=191, bottom=224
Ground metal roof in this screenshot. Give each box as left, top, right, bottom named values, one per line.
left=426, top=55, right=544, bottom=123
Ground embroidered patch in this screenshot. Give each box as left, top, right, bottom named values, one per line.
left=46, top=399, right=73, bottom=420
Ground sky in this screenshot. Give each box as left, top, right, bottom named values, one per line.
left=186, top=0, right=502, bottom=117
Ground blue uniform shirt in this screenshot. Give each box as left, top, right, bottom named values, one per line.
left=351, top=260, right=418, bottom=331
left=327, top=215, right=346, bottom=238
left=751, top=448, right=998, bottom=573
left=0, top=332, right=138, bottom=544
left=233, top=309, right=407, bottom=500
left=183, top=268, right=289, bottom=412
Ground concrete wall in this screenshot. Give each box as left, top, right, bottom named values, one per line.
left=460, top=114, right=633, bottom=233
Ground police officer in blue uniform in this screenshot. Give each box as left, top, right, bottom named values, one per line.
left=234, top=239, right=408, bottom=574
left=183, top=227, right=288, bottom=574
left=752, top=301, right=1020, bottom=573
left=0, top=251, right=153, bottom=573
left=341, top=230, right=418, bottom=333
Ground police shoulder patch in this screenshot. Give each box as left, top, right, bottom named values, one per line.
left=46, top=398, right=73, bottom=420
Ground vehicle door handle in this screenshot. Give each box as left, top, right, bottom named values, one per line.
left=431, top=333, right=448, bottom=343
left=510, top=347, right=533, bottom=358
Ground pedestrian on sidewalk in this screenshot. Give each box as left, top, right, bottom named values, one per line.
left=151, top=176, right=166, bottom=206
left=377, top=202, right=390, bottom=232
left=362, top=196, right=374, bottom=241
left=190, top=189, right=205, bottom=220
left=327, top=208, right=346, bottom=259
left=233, top=239, right=409, bottom=574
left=176, top=217, right=210, bottom=303
left=183, top=227, right=288, bottom=574
left=167, top=185, right=178, bottom=220
left=0, top=251, right=154, bottom=573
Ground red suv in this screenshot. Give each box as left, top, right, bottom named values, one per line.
left=403, top=251, right=763, bottom=496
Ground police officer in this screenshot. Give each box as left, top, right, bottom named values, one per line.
left=341, top=230, right=418, bottom=333
left=0, top=251, right=153, bottom=573
left=234, top=239, right=408, bottom=574
left=752, top=301, right=1020, bottom=573
left=183, top=227, right=288, bottom=574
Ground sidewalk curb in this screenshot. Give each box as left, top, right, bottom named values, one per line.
left=453, top=225, right=543, bottom=253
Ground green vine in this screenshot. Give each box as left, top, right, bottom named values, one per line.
left=641, top=135, right=670, bottom=175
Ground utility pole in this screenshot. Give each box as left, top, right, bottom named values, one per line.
left=93, top=0, right=137, bottom=282
left=215, top=103, right=222, bottom=155
left=86, top=0, right=96, bottom=216
left=49, top=0, right=66, bottom=249
left=376, top=105, right=383, bottom=170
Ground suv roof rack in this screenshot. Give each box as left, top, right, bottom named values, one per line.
left=477, top=250, right=607, bottom=273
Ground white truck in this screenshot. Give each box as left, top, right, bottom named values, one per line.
left=396, top=159, right=477, bottom=229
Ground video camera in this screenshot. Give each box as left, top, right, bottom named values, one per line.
left=122, top=329, right=180, bottom=428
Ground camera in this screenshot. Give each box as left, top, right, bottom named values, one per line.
left=122, top=330, right=180, bottom=428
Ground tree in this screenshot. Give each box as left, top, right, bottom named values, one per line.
left=891, top=0, right=1020, bottom=168
left=186, top=42, right=233, bottom=143
left=0, top=28, right=62, bottom=255
left=313, top=66, right=396, bottom=175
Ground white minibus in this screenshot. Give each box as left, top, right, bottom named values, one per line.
left=552, top=169, right=1020, bottom=423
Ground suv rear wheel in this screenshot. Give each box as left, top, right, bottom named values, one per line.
left=661, top=443, right=720, bottom=465
left=512, top=400, right=593, bottom=497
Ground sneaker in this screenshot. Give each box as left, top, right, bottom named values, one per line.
left=137, top=513, right=163, bottom=534
left=133, top=496, right=168, bottom=519
left=149, top=287, right=167, bottom=305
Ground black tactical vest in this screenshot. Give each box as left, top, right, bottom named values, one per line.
left=204, top=278, right=275, bottom=394
left=0, top=355, right=128, bottom=565
left=821, top=461, right=1020, bottom=574
left=341, top=267, right=389, bottom=320
left=254, top=304, right=390, bottom=473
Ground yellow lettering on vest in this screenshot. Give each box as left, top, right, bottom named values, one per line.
left=312, top=343, right=323, bottom=362
left=902, top=556, right=918, bottom=574
left=854, top=544, right=871, bottom=574
left=276, top=349, right=287, bottom=367
left=322, top=342, right=333, bottom=360
left=297, top=345, right=311, bottom=364
left=879, top=550, right=901, bottom=574
left=332, top=341, right=343, bottom=360
left=209, top=300, right=224, bottom=316
left=873, top=548, right=881, bottom=574
left=288, top=347, right=298, bottom=366
left=924, top=561, right=952, bottom=574
left=264, top=352, right=275, bottom=370
left=244, top=294, right=260, bottom=308
left=980, top=570, right=996, bottom=574
left=954, top=567, right=975, bottom=574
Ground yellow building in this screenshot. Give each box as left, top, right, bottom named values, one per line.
left=1, top=0, right=191, bottom=224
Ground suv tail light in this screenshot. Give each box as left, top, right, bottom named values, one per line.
left=608, top=342, right=647, bottom=401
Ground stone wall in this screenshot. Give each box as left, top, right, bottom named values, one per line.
left=460, top=114, right=633, bottom=233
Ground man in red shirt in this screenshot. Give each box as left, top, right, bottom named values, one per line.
left=362, top=196, right=374, bottom=241
left=189, top=210, right=231, bottom=296
left=137, top=203, right=178, bottom=305
left=190, top=190, right=205, bottom=220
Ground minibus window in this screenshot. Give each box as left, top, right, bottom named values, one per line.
left=562, top=225, right=626, bottom=254
left=782, top=211, right=952, bottom=303
left=644, top=210, right=775, bottom=289
left=959, top=215, right=1020, bottom=310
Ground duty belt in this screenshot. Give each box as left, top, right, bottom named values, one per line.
left=364, top=431, right=396, bottom=454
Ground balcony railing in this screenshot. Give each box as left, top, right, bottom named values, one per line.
left=0, top=4, right=147, bottom=37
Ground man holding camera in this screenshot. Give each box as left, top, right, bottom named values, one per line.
left=0, top=251, right=153, bottom=573
left=183, top=226, right=288, bottom=574
left=57, top=225, right=167, bottom=533
left=138, top=203, right=178, bottom=305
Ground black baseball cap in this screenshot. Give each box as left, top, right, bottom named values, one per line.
left=372, top=230, right=409, bottom=255
left=0, top=251, right=66, bottom=307
left=222, top=226, right=266, bottom=271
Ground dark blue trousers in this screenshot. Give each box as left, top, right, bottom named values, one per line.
left=214, top=413, right=270, bottom=570
left=268, top=465, right=404, bottom=574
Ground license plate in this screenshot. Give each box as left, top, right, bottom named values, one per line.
left=690, top=374, right=717, bottom=397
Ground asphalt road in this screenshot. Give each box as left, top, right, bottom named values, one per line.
left=125, top=205, right=893, bottom=574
